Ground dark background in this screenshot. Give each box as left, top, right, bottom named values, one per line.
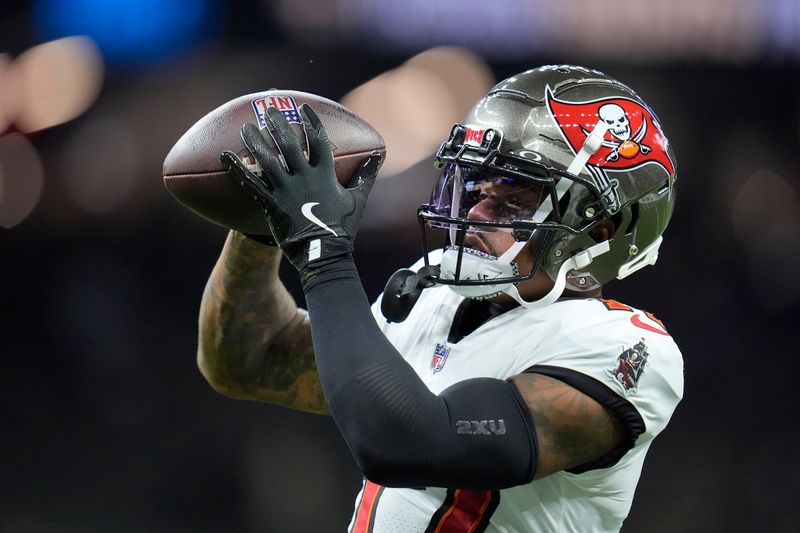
left=2, top=1, right=799, bottom=531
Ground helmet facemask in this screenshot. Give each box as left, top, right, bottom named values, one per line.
left=417, top=122, right=613, bottom=308
left=421, top=162, right=549, bottom=299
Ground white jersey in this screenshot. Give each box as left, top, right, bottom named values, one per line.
left=347, top=256, right=684, bottom=533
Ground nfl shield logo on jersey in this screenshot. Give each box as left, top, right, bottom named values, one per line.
left=431, top=343, right=450, bottom=373
left=608, top=338, right=649, bottom=394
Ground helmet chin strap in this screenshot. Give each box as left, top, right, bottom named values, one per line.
left=491, top=120, right=611, bottom=308
left=504, top=239, right=610, bottom=309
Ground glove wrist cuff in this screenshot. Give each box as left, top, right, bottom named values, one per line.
left=289, top=236, right=355, bottom=287
left=306, top=237, right=353, bottom=264
left=300, top=251, right=359, bottom=293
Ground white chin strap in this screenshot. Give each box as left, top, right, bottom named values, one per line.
left=505, top=239, right=610, bottom=309
left=443, top=120, right=612, bottom=308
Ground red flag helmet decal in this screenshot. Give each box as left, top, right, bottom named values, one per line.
left=545, top=87, right=675, bottom=177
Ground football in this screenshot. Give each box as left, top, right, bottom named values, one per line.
left=163, top=90, right=386, bottom=235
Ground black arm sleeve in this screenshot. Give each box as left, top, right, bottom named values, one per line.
left=301, top=259, right=538, bottom=489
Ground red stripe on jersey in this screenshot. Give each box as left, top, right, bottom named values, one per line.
left=352, top=481, right=383, bottom=533
left=433, top=489, right=494, bottom=533
left=631, top=313, right=670, bottom=336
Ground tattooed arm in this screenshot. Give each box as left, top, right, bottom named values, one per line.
left=510, top=373, right=627, bottom=479
left=197, top=231, right=327, bottom=414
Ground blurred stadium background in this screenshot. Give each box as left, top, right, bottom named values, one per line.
left=1, top=0, right=799, bottom=531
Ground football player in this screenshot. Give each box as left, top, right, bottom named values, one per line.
left=198, top=65, right=683, bottom=532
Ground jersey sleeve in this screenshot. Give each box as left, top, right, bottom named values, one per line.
left=523, top=302, right=684, bottom=471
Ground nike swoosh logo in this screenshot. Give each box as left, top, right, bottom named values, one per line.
left=630, top=314, right=669, bottom=336
left=301, top=202, right=338, bottom=237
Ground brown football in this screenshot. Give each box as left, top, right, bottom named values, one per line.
left=163, top=90, right=386, bottom=235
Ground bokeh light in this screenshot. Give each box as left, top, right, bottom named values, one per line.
left=34, top=0, right=215, bottom=64
left=344, top=66, right=456, bottom=175
left=732, top=169, right=800, bottom=312
left=274, top=0, right=340, bottom=45
left=0, top=55, right=23, bottom=133
left=0, top=133, right=44, bottom=228
left=403, top=46, right=495, bottom=116
left=338, top=0, right=793, bottom=61
left=15, top=37, right=104, bottom=133
left=732, top=169, right=800, bottom=245
left=60, top=118, right=141, bottom=214
left=342, top=47, right=494, bottom=176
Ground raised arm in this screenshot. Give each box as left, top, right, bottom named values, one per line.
left=197, top=230, right=327, bottom=414
left=220, top=104, right=635, bottom=489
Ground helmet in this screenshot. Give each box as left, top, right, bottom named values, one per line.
left=416, top=65, right=677, bottom=309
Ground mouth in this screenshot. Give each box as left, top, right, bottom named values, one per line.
left=464, top=233, right=498, bottom=257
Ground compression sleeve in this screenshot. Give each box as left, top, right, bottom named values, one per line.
left=301, top=259, right=538, bottom=489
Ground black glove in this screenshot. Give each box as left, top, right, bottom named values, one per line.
left=220, top=104, right=381, bottom=274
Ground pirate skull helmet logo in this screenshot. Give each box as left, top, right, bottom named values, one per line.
left=596, top=103, right=652, bottom=162
left=599, top=103, right=630, bottom=139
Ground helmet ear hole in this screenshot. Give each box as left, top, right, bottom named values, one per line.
left=589, top=217, right=616, bottom=243
left=623, top=202, right=640, bottom=235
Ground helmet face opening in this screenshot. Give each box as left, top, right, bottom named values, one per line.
left=417, top=124, right=612, bottom=290
left=427, top=163, right=552, bottom=241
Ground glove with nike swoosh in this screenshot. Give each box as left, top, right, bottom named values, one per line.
left=220, top=105, right=382, bottom=277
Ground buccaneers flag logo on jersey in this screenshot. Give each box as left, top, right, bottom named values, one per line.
left=608, top=339, right=649, bottom=394
left=545, top=87, right=675, bottom=177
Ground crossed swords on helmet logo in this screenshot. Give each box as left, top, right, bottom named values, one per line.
left=582, top=103, right=651, bottom=162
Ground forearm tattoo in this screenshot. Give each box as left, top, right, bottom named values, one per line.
left=199, top=232, right=327, bottom=413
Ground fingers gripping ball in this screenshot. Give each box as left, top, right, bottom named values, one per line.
left=225, top=105, right=382, bottom=272
left=162, top=90, right=386, bottom=236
